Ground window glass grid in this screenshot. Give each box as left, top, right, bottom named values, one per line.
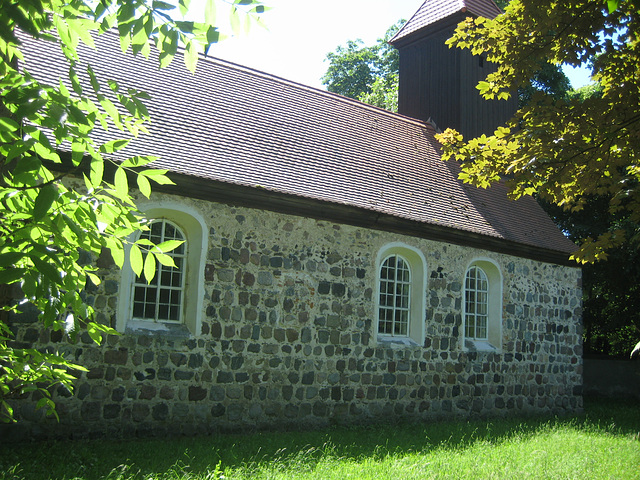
left=465, top=266, right=489, bottom=340
left=131, top=219, right=186, bottom=323
left=378, top=255, right=411, bottom=337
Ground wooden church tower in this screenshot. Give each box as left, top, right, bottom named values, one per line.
left=389, top=0, right=516, bottom=140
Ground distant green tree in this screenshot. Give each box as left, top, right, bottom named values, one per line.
left=321, top=20, right=403, bottom=111
left=359, top=72, right=398, bottom=112
left=518, top=61, right=572, bottom=106
left=321, top=39, right=379, bottom=99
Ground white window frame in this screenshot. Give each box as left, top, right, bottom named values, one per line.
left=379, top=254, right=412, bottom=337
left=130, top=219, right=187, bottom=324
left=117, top=201, right=207, bottom=336
left=462, top=258, right=503, bottom=352
left=375, top=243, right=427, bottom=346
left=465, top=265, right=489, bottom=340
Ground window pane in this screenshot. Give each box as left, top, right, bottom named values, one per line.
left=378, top=255, right=412, bottom=337
left=133, top=300, right=144, bottom=318
left=465, top=265, right=492, bottom=340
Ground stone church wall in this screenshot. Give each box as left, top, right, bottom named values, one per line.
left=2, top=192, right=583, bottom=441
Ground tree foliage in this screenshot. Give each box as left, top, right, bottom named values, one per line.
left=436, top=0, right=640, bottom=263
left=543, top=193, right=640, bottom=356
left=0, top=0, right=266, bottom=421
left=321, top=21, right=402, bottom=111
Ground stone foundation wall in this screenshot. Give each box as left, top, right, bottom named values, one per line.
left=2, top=193, right=583, bottom=441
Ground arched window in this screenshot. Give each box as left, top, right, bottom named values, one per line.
left=375, top=243, right=427, bottom=345
left=116, top=201, right=207, bottom=336
left=131, top=219, right=186, bottom=323
left=465, top=266, right=488, bottom=340
left=463, top=259, right=503, bottom=351
left=379, top=254, right=411, bottom=336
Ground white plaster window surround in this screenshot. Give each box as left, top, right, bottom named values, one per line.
left=462, top=258, right=503, bottom=352
left=116, top=201, right=207, bottom=336
left=375, top=243, right=427, bottom=346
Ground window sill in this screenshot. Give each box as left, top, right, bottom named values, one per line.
left=377, top=336, right=420, bottom=347
left=464, top=339, right=499, bottom=352
left=125, top=320, right=192, bottom=338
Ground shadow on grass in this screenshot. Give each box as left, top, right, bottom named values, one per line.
left=1, top=397, right=638, bottom=479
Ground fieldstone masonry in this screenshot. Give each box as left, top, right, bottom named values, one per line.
left=3, top=192, right=583, bottom=440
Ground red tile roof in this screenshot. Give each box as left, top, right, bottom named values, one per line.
left=18, top=29, right=576, bottom=258
left=390, top=0, right=503, bottom=45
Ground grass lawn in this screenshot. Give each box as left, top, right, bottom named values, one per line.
left=1, top=398, right=639, bottom=480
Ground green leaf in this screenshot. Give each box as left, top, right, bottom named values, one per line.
left=90, top=156, right=104, bottom=187
left=31, top=256, right=60, bottom=283
left=87, top=272, right=101, bottom=287
left=106, top=238, right=125, bottom=269
left=68, top=66, right=83, bottom=95
left=137, top=173, right=151, bottom=198
left=108, top=79, right=120, bottom=93
left=154, top=253, right=176, bottom=267
left=156, top=239, right=184, bottom=252
left=87, top=65, right=100, bottom=93
left=0, top=116, right=20, bottom=132
left=114, top=166, right=129, bottom=197
left=140, top=169, right=174, bottom=185
left=229, top=7, right=241, bottom=35
left=33, top=184, right=58, bottom=220
left=184, top=41, right=198, bottom=73
left=0, top=267, right=27, bottom=285
left=178, top=0, right=192, bottom=17
left=129, top=243, right=143, bottom=276
left=87, top=322, right=104, bottom=344
left=143, top=250, right=157, bottom=283
left=71, top=140, right=87, bottom=166
left=159, top=29, right=179, bottom=68
left=100, top=138, right=130, bottom=154
left=61, top=213, right=85, bottom=239
left=152, top=0, right=176, bottom=11
left=98, top=96, right=123, bottom=129
left=11, top=153, right=41, bottom=178
left=204, top=0, right=216, bottom=25
left=0, top=252, right=25, bottom=267
left=607, top=0, right=619, bottom=13
left=205, top=27, right=225, bottom=53
left=121, top=156, right=156, bottom=168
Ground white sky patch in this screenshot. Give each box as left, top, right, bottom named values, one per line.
left=190, top=0, right=425, bottom=88
left=189, top=0, right=592, bottom=90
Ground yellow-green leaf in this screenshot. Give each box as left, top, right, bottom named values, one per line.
left=143, top=251, right=157, bottom=283
left=114, top=166, right=128, bottom=197
left=137, top=173, right=151, bottom=198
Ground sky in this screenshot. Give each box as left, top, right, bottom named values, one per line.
left=198, top=0, right=592, bottom=91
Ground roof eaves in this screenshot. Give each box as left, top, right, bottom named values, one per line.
left=157, top=170, right=579, bottom=266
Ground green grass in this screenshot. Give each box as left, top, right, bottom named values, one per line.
left=1, top=398, right=639, bottom=480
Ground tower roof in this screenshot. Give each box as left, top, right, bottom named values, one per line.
left=390, top=0, right=502, bottom=45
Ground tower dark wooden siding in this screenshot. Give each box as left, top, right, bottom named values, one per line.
left=394, top=14, right=516, bottom=140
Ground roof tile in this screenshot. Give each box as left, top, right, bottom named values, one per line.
left=18, top=29, right=575, bottom=255
left=390, top=0, right=503, bottom=44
